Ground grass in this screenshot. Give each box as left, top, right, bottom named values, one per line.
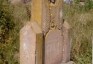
left=64, top=4, right=92, bottom=64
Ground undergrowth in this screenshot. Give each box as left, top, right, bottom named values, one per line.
left=64, top=3, right=92, bottom=64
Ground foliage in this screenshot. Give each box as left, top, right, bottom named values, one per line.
left=0, top=0, right=20, bottom=64
left=64, top=3, right=92, bottom=64
left=74, top=0, right=93, bottom=11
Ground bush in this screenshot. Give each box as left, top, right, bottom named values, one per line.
left=64, top=4, right=92, bottom=64
left=74, top=0, right=93, bottom=11
left=0, top=0, right=20, bottom=64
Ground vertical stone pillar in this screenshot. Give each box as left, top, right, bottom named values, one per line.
left=20, top=22, right=43, bottom=64
left=31, top=0, right=43, bottom=26
left=20, top=0, right=44, bottom=64
left=62, top=21, right=71, bottom=63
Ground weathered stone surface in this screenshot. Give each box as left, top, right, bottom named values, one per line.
left=20, top=22, right=36, bottom=64
left=44, top=21, right=71, bottom=64
left=42, top=0, right=63, bottom=35
left=62, top=21, right=71, bottom=63
left=49, top=2, right=63, bottom=30
left=20, top=22, right=43, bottom=64
left=31, top=0, right=43, bottom=26
left=42, top=0, right=50, bottom=35
left=45, top=29, right=63, bottom=64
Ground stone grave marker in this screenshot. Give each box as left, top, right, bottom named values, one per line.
left=45, top=29, right=63, bottom=64
left=62, top=21, right=71, bottom=63
left=20, top=22, right=43, bottom=64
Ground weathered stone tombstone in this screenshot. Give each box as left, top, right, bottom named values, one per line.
left=20, top=0, right=44, bottom=63
left=20, top=0, right=74, bottom=64
left=62, top=21, right=71, bottom=63
left=20, top=22, right=43, bottom=64
left=44, top=0, right=63, bottom=64
left=45, top=29, right=63, bottom=64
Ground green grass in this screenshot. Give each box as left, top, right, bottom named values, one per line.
left=64, top=4, right=92, bottom=64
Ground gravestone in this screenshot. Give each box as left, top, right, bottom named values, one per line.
left=20, top=22, right=43, bottom=64
left=44, top=1, right=63, bottom=64
left=45, top=29, right=63, bottom=64
left=20, top=0, right=44, bottom=64
left=44, top=0, right=70, bottom=64
left=62, top=21, right=71, bottom=63
left=45, top=21, right=71, bottom=64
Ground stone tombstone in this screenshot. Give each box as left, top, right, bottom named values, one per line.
left=45, top=21, right=71, bottom=64
left=62, top=21, right=71, bottom=63
left=20, top=22, right=43, bottom=64
left=44, top=0, right=64, bottom=64
left=45, top=29, right=63, bottom=64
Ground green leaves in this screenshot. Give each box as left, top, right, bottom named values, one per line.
left=0, top=0, right=18, bottom=64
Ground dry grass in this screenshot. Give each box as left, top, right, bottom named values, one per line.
left=64, top=4, right=92, bottom=64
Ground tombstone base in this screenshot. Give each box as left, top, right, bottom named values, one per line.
left=61, top=61, right=75, bottom=64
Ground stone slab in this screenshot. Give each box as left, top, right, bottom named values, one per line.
left=20, top=22, right=43, bottom=64
left=62, top=21, right=71, bottom=63
left=45, top=29, right=63, bottom=64
left=20, top=23, right=36, bottom=64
